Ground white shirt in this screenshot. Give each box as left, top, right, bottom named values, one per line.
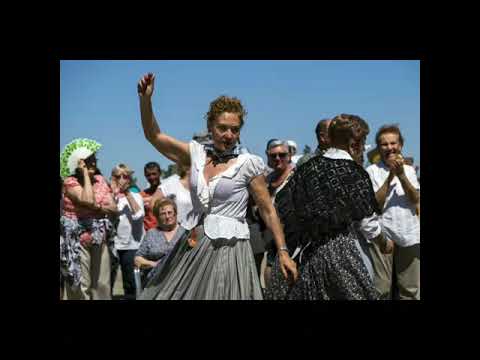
left=323, top=148, right=382, bottom=242
left=159, top=177, right=195, bottom=230
left=366, top=161, right=420, bottom=247
left=189, top=140, right=265, bottom=240
left=291, top=154, right=303, bottom=165
left=113, top=192, right=145, bottom=250
left=161, top=174, right=180, bottom=187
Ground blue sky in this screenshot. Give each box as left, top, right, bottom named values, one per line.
left=60, top=60, right=420, bottom=189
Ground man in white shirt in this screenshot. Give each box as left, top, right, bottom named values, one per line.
left=366, top=125, right=420, bottom=300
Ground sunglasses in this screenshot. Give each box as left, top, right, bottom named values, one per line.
left=268, top=152, right=289, bottom=159
left=113, top=174, right=130, bottom=180
left=84, top=157, right=97, bottom=167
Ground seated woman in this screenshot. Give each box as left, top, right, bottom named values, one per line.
left=150, top=163, right=195, bottom=231
left=134, top=198, right=190, bottom=288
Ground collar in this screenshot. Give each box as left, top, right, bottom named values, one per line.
left=204, top=141, right=241, bottom=165
left=323, top=147, right=354, bottom=161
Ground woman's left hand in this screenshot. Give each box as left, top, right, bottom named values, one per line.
left=279, top=251, right=298, bottom=284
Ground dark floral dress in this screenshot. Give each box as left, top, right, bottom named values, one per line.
left=265, top=155, right=381, bottom=300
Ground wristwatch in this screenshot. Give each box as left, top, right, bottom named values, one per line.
left=278, top=245, right=289, bottom=253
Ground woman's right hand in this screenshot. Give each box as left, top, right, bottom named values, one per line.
left=137, top=73, right=155, bottom=98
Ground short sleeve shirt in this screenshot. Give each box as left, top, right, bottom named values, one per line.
left=62, top=175, right=112, bottom=219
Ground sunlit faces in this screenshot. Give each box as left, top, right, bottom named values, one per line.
left=210, top=112, right=241, bottom=152
left=267, top=145, right=291, bottom=172
left=144, top=168, right=161, bottom=188
left=378, top=132, right=403, bottom=164
left=158, top=205, right=177, bottom=227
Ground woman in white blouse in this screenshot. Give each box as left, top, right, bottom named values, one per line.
left=136, top=73, right=297, bottom=300
left=110, top=164, right=145, bottom=300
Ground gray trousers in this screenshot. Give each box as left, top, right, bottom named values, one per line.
left=65, top=242, right=111, bottom=300
left=369, top=241, right=420, bottom=300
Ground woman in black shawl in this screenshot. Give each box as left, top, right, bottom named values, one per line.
left=265, top=114, right=393, bottom=300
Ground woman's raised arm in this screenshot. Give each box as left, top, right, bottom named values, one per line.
left=138, top=73, right=191, bottom=167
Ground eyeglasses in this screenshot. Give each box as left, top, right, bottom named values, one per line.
left=114, top=174, right=130, bottom=180
left=268, top=152, right=289, bottom=159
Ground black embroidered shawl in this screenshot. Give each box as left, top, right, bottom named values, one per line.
left=275, top=155, right=380, bottom=249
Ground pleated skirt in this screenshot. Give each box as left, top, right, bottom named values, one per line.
left=139, top=234, right=263, bottom=300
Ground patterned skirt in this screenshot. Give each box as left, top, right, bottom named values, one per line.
left=60, top=216, right=117, bottom=288
left=139, top=234, right=263, bottom=300
left=265, top=232, right=379, bottom=300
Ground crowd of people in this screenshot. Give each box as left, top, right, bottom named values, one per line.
left=59, top=72, right=420, bottom=300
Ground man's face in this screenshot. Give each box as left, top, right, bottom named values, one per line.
left=350, top=139, right=366, bottom=166
left=318, top=119, right=332, bottom=150
left=144, top=168, right=161, bottom=188
left=378, top=132, right=403, bottom=164
left=267, top=145, right=291, bottom=172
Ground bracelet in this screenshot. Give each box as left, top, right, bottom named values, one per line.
left=278, top=245, right=289, bottom=253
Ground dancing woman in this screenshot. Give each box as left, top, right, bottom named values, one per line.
left=266, top=114, right=392, bottom=300
left=136, top=73, right=297, bottom=300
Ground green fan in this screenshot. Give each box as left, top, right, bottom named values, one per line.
left=60, top=138, right=102, bottom=179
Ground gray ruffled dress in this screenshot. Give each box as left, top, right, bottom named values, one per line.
left=139, top=141, right=264, bottom=300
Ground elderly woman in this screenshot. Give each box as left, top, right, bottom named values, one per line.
left=136, top=73, right=297, bottom=300
left=110, top=163, right=145, bottom=300
left=150, top=163, right=195, bottom=231
left=134, top=198, right=189, bottom=288
left=60, top=138, right=119, bottom=300
left=266, top=114, right=393, bottom=300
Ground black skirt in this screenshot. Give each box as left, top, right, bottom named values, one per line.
left=265, top=231, right=379, bottom=300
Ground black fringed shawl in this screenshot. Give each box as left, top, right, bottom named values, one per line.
left=275, top=155, right=380, bottom=250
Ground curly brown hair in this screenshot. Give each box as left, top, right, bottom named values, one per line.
left=328, top=113, right=370, bottom=147
left=204, top=95, right=247, bottom=131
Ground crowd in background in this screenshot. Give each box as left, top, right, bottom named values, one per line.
left=59, top=72, right=420, bottom=300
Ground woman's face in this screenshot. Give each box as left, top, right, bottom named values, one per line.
left=113, top=169, right=131, bottom=188
left=210, top=112, right=241, bottom=152
left=349, top=139, right=366, bottom=166
left=84, top=154, right=98, bottom=176
left=157, top=205, right=177, bottom=227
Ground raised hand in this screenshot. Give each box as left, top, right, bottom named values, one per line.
left=77, top=159, right=87, bottom=171
left=137, top=73, right=155, bottom=98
